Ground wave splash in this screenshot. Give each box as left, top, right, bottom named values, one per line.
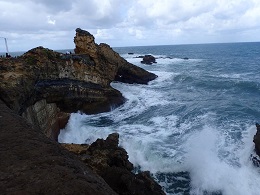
left=59, top=44, right=260, bottom=195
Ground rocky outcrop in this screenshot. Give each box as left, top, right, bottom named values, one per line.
left=22, top=99, right=70, bottom=141
left=62, top=133, right=165, bottom=195
left=141, top=55, right=157, bottom=65
left=0, top=100, right=117, bottom=194
left=75, top=28, right=157, bottom=84
left=0, top=28, right=162, bottom=194
left=254, top=123, right=260, bottom=156
left=0, top=28, right=157, bottom=137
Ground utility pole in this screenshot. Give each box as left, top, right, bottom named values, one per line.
left=0, top=37, right=9, bottom=54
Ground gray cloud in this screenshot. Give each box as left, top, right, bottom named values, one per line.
left=1, top=0, right=260, bottom=52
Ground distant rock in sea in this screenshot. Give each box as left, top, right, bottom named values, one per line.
left=141, top=54, right=157, bottom=65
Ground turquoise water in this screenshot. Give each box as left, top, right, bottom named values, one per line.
left=58, top=43, right=260, bottom=195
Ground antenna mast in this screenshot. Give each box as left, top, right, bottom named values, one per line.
left=0, top=37, right=9, bottom=53
left=4, top=38, right=9, bottom=54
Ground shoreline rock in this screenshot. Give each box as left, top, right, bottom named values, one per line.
left=62, top=133, right=165, bottom=195
left=0, top=28, right=163, bottom=194
left=0, top=100, right=117, bottom=194
left=0, top=28, right=157, bottom=138
left=141, top=55, right=157, bottom=65
left=254, top=123, right=260, bottom=156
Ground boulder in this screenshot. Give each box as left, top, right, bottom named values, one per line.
left=141, top=55, right=157, bottom=65
left=63, top=133, right=165, bottom=195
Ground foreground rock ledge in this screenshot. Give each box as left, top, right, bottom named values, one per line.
left=62, top=133, right=165, bottom=195
left=0, top=100, right=117, bottom=194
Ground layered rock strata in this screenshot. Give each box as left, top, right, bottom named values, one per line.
left=0, top=28, right=157, bottom=138
left=0, top=28, right=161, bottom=194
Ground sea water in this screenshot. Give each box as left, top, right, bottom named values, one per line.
left=58, top=43, right=260, bottom=195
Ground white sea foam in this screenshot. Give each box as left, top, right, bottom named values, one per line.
left=58, top=48, right=260, bottom=195
left=185, top=125, right=260, bottom=195
left=58, top=113, right=111, bottom=144
left=122, top=53, right=201, bottom=67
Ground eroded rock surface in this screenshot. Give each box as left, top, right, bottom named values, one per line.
left=62, top=133, right=165, bottom=195
left=0, top=28, right=157, bottom=137
left=0, top=28, right=161, bottom=194
left=0, top=100, right=117, bottom=195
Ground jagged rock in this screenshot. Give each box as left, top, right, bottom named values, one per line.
left=74, top=28, right=157, bottom=84
left=63, top=133, right=165, bottom=195
left=22, top=99, right=70, bottom=141
left=0, top=28, right=162, bottom=194
left=254, top=123, right=260, bottom=156
left=0, top=28, right=157, bottom=137
left=141, top=55, right=157, bottom=65
left=0, top=100, right=117, bottom=195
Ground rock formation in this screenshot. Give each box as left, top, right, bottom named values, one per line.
left=0, top=28, right=162, bottom=194
left=254, top=123, right=260, bottom=156
left=0, top=100, right=117, bottom=194
left=0, top=28, right=157, bottom=138
left=62, top=133, right=165, bottom=195
left=141, top=55, right=157, bottom=65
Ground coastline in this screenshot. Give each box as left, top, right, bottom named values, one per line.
left=0, top=28, right=164, bottom=194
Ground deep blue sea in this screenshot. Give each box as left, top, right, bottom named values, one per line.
left=59, top=43, right=260, bottom=194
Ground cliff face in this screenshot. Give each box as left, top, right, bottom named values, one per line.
left=0, top=100, right=117, bottom=195
left=0, top=28, right=161, bottom=194
left=74, top=28, right=157, bottom=84
left=0, top=28, right=157, bottom=137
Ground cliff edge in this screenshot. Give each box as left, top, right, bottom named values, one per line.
left=0, top=28, right=157, bottom=137
left=0, top=100, right=117, bottom=194
left=0, top=29, right=163, bottom=194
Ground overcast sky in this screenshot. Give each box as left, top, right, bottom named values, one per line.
left=1, top=0, right=260, bottom=52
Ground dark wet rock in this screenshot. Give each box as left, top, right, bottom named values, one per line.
left=251, top=153, right=260, bottom=167
left=254, top=123, right=260, bottom=156
left=63, top=133, right=165, bottom=195
left=183, top=57, right=189, bottom=60
left=0, top=100, right=117, bottom=195
left=141, top=55, right=157, bottom=65
left=128, top=52, right=134, bottom=55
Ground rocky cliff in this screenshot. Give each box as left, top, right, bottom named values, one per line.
left=0, top=100, right=117, bottom=194
left=0, top=28, right=162, bottom=194
left=0, top=28, right=157, bottom=138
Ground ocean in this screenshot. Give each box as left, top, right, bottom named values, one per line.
left=45, top=43, right=260, bottom=194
